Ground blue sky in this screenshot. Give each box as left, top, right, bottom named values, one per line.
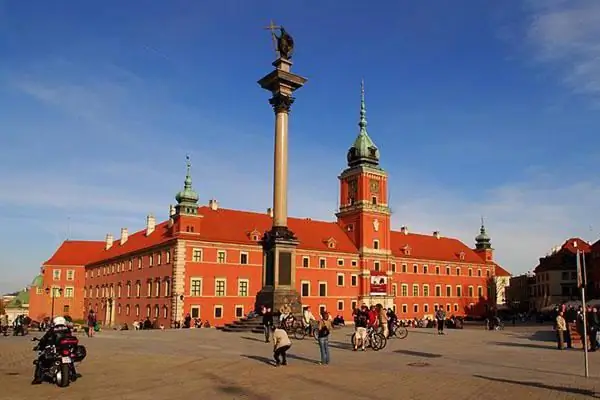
left=1, top=0, right=600, bottom=293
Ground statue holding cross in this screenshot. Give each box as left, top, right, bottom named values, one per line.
left=264, top=21, right=295, bottom=60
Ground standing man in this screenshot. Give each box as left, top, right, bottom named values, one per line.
left=262, top=307, right=273, bottom=343
left=353, top=306, right=368, bottom=351
left=556, top=310, right=567, bottom=350
left=87, top=310, right=96, bottom=338
left=317, top=312, right=332, bottom=365
left=435, top=308, right=446, bottom=335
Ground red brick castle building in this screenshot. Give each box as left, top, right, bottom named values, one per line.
left=29, top=89, right=506, bottom=327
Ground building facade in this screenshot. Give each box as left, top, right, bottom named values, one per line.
left=531, top=238, right=590, bottom=310
left=506, top=273, right=535, bottom=312
left=29, top=90, right=507, bottom=327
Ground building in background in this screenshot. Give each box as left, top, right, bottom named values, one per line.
left=531, top=238, right=590, bottom=310
left=29, top=89, right=507, bottom=327
left=3, top=288, right=29, bottom=322
left=506, top=272, right=535, bottom=312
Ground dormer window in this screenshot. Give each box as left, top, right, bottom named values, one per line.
left=247, top=229, right=261, bottom=242
left=347, top=224, right=354, bottom=232
left=459, top=251, right=465, bottom=261
left=324, top=237, right=337, bottom=249
left=403, top=245, right=411, bottom=256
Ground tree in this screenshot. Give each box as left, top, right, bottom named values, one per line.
left=487, top=274, right=509, bottom=310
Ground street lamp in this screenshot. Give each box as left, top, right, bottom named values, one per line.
left=45, top=287, right=63, bottom=320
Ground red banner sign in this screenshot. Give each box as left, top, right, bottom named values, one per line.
left=370, top=272, right=388, bottom=296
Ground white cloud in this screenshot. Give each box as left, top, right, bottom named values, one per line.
left=527, top=0, right=600, bottom=99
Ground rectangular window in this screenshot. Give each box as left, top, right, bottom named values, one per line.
left=192, top=249, right=202, bottom=262
left=454, top=304, right=459, bottom=312
left=66, top=270, right=75, bottom=281
left=446, top=286, right=452, bottom=297
left=157, top=253, right=162, bottom=265
left=155, top=282, right=160, bottom=297
left=456, top=267, right=460, bottom=276
left=238, top=280, right=249, bottom=297
left=374, top=261, right=380, bottom=271
left=446, top=266, right=451, bottom=275
left=63, top=305, right=70, bottom=314
left=391, top=263, right=396, bottom=273
left=147, top=281, right=152, bottom=297
left=435, top=285, right=441, bottom=297
left=412, top=284, right=419, bottom=297
left=138, top=257, right=143, bottom=269
left=401, top=284, right=408, bottom=297
left=166, top=251, right=171, bottom=264
left=149, top=255, right=154, bottom=267
left=337, top=300, right=344, bottom=311
left=351, top=260, right=358, bottom=267
left=337, top=274, right=344, bottom=286
left=319, top=282, right=327, bottom=297
left=217, top=251, right=226, bottom=264
left=215, top=279, right=226, bottom=296
left=301, top=282, right=310, bottom=297
left=456, top=286, right=462, bottom=297
left=351, top=275, right=358, bottom=287
left=373, top=240, right=380, bottom=249
left=468, top=268, right=473, bottom=277
left=423, top=265, right=429, bottom=274
left=52, top=269, right=61, bottom=281
left=191, top=306, right=200, bottom=319
left=240, top=252, right=248, bottom=265
left=402, top=304, right=407, bottom=313
left=435, top=266, right=440, bottom=275
left=468, top=286, right=474, bottom=297
left=64, top=287, right=74, bottom=298
left=51, top=287, right=61, bottom=297
left=337, top=259, right=344, bottom=267
left=302, top=257, right=309, bottom=268
left=351, top=301, right=357, bottom=310
left=235, top=306, right=244, bottom=318
left=402, top=264, right=407, bottom=273
left=392, top=283, right=397, bottom=296
left=423, top=285, right=429, bottom=297
left=477, top=286, right=483, bottom=297
left=413, top=304, right=418, bottom=313
left=319, top=258, right=326, bottom=268
left=413, top=264, right=418, bottom=273
left=477, top=269, right=482, bottom=277
left=214, top=306, right=223, bottom=319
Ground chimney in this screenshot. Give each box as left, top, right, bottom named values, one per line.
left=120, top=228, right=128, bottom=245
left=267, top=207, right=273, bottom=217
left=146, top=214, right=156, bottom=236
left=105, top=233, right=114, bottom=250
left=209, top=199, right=219, bottom=211
left=169, top=204, right=176, bottom=217
left=433, top=231, right=440, bottom=239
left=400, top=225, right=408, bottom=235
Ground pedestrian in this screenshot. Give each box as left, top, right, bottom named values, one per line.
left=435, top=308, right=446, bottom=335
left=271, top=324, right=291, bottom=367
left=86, top=310, right=96, bottom=338
left=262, top=307, right=273, bottom=343
left=556, top=311, right=566, bottom=350
left=317, top=312, right=333, bottom=365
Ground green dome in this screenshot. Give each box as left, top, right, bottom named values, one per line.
left=175, top=156, right=199, bottom=204
left=347, top=80, right=380, bottom=168
left=30, top=274, right=44, bottom=288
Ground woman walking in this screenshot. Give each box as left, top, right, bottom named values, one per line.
left=317, top=312, right=333, bottom=365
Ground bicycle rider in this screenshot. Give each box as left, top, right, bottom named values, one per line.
left=302, top=306, right=316, bottom=335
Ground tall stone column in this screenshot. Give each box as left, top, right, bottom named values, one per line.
left=255, top=35, right=307, bottom=316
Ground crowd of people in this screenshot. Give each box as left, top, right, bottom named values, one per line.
left=553, top=304, right=600, bottom=351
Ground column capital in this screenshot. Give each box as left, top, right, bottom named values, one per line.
left=269, top=93, right=295, bottom=113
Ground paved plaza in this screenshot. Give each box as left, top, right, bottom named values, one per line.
left=0, top=324, right=599, bottom=399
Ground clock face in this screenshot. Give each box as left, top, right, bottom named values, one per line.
left=370, top=179, right=379, bottom=193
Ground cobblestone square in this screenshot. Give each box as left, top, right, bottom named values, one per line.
left=1, top=325, right=599, bottom=399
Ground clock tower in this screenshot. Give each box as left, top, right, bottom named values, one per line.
left=336, top=81, right=393, bottom=307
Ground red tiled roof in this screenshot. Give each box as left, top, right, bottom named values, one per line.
left=390, top=231, right=485, bottom=264
left=43, top=240, right=105, bottom=266
left=86, top=221, right=173, bottom=265
left=561, top=237, right=591, bottom=253
left=533, top=237, right=590, bottom=273
left=492, top=264, right=511, bottom=277
left=195, top=207, right=358, bottom=253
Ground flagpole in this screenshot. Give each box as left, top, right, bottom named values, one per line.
left=578, top=249, right=589, bottom=378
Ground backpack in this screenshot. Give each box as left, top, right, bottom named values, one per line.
left=318, top=322, right=330, bottom=338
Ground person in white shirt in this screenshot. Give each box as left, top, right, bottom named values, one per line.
left=303, top=306, right=316, bottom=335
left=271, top=325, right=292, bottom=366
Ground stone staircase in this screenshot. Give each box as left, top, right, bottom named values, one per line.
left=218, top=316, right=264, bottom=333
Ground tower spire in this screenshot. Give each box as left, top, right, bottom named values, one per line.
left=175, top=154, right=199, bottom=215
left=475, top=216, right=492, bottom=250
left=346, top=79, right=380, bottom=168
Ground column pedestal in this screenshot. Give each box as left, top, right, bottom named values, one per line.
left=255, top=226, right=302, bottom=315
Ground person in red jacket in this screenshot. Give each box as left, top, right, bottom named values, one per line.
left=367, top=306, right=378, bottom=328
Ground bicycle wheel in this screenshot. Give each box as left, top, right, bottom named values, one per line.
left=350, top=333, right=356, bottom=346
left=396, top=327, right=408, bottom=339
left=293, top=327, right=306, bottom=340
left=371, top=333, right=385, bottom=351
left=313, top=328, right=319, bottom=341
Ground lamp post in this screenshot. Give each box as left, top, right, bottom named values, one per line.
left=45, top=287, right=63, bottom=320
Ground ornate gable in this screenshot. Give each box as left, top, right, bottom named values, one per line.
left=402, top=244, right=412, bottom=256
left=324, top=237, right=337, bottom=249
left=247, top=229, right=262, bottom=242
left=458, top=251, right=465, bottom=261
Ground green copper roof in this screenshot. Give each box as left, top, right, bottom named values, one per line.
left=175, top=155, right=199, bottom=205
left=30, top=274, right=43, bottom=288
left=475, top=217, right=492, bottom=250
left=5, top=289, right=29, bottom=308
left=347, top=80, right=380, bottom=167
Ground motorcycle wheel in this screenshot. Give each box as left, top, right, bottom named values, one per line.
left=56, top=364, right=70, bottom=388
left=293, top=327, right=306, bottom=340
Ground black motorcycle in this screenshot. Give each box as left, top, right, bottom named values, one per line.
left=32, top=335, right=86, bottom=387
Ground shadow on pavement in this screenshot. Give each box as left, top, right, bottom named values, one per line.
left=328, top=340, right=353, bottom=350
left=241, top=336, right=266, bottom=343
left=489, top=341, right=556, bottom=350
left=240, top=354, right=274, bottom=366
left=473, top=375, right=599, bottom=397
left=287, top=353, right=319, bottom=364
left=393, top=350, right=442, bottom=358
left=203, top=370, right=273, bottom=400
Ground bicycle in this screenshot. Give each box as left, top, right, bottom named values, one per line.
left=350, top=326, right=387, bottom=351
left=389, top=321, right=408, bottom=339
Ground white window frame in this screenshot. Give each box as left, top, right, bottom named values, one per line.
left=237, top=279, right=249, bottom=297
left=413, top=304, right=419, bottom=313
left=52, top=269, right=61, bottom=281
left=318, top=281, right=328, bottom=297
left=66, top=269, right=75, bottom=281
left=336, top=273, right=345, bottom=287
left=302, top=256, right=310, bottom=268
left=319, top=257, right=326, bottom=268
left=192, top=248, right=203, bottom=262
left=337, top=300, right=344, bottom=311
left=446, top=285, right=452, bottom=297
left=424, top=304, right=429, bottom=313
left=240, top=252, right=249, bottom=265
left=423, top=284, right=429, bottom=297
left=64, top=286, right=74, bottom=298
left=337, top=258, right=344, bottom=267
left=401, top=284, right=408, bottom=297
left=301, top=280, right=310, bottom=297
left=189, top=277, right=203, bottom=297
left=351, top=260, right=358, bottom=267
left=468, top=285, right=474, bottom=297
left=235, top=305, right=244, bottom=318
left=214, top=305, right=224, bottom=319
left=217, top=250, right=227, bottom=264
left=190, top=305, right=201, bottom=319
left=412, top=284, right=419, bottom=297
left=351, top=274, right=358, bottom=287
left=402, top=304, right=408, bottom=313
left=374, top=261, right=381, bottom=271
left=456, top=285, right=462, bottom=297
left=392, top=283, right=398, bottom=297
left=215, top=278, right=227, bottom=297
left=149, top=254, right=154, bottom=267
left=373, top=239, right=380, bottom=249
left=435, top=285, right=442, bottom=297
